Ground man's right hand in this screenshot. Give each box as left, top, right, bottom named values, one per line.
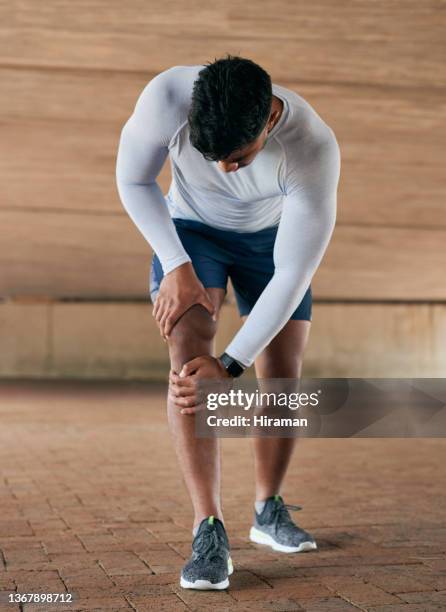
left=152, top=262, right=216, bottom=339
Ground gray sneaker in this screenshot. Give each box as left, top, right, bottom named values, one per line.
left=249, top=495, right=317, bottom=553
left=180, top=516, right=233, bottom=590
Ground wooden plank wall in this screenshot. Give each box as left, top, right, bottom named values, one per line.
left=1, top=1, right=445, bottom=301
left=2, top=301, right=445, bottom=378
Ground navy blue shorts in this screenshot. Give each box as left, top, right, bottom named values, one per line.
left=149, top=218, right=312, bottom=321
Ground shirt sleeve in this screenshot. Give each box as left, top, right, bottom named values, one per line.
left=115, top=70, right=191, bottom=275
left=223, top=133, right=341, bottom=368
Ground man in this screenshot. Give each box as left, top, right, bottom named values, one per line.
left=116, top=55, right=340, bottom=590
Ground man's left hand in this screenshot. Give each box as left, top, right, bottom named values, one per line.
left=169, top=356, right=231, bottom=414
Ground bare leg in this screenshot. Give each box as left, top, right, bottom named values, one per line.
left=166, top=288, right=226, bottom=530
left=251, top=319, right=311, bottom=502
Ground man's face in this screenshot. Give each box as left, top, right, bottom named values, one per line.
left=217, top=124, right=269, bottom=173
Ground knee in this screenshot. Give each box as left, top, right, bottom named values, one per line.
left=169, top=303, right=216, bottom=344
left=168, top=304, right=217, bottom=371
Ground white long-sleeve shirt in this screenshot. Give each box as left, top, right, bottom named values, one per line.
left=116, top=64, right=341, bottom=368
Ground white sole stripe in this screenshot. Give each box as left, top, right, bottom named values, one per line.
left=249, top=526, right=317, bottom=553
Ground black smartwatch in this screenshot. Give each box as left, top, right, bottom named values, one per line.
left=219, top=352, right=245, bottom=378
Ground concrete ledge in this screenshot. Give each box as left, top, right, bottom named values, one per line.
left=0, top=299, right=445, bottom=379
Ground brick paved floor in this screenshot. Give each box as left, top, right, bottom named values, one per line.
left=0, top=380, right=445, bottom=612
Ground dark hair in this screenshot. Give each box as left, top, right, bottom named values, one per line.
left=188, top=54, right=272, bottom=161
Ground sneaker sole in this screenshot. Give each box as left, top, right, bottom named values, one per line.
left=180, top=557, right=233, bottom=590
left=249, top=526, right=317, bottom=553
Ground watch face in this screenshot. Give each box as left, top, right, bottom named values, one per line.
left=220, top=353, right=244, bottom=377
left=227, top=360, right=244, bottom=378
